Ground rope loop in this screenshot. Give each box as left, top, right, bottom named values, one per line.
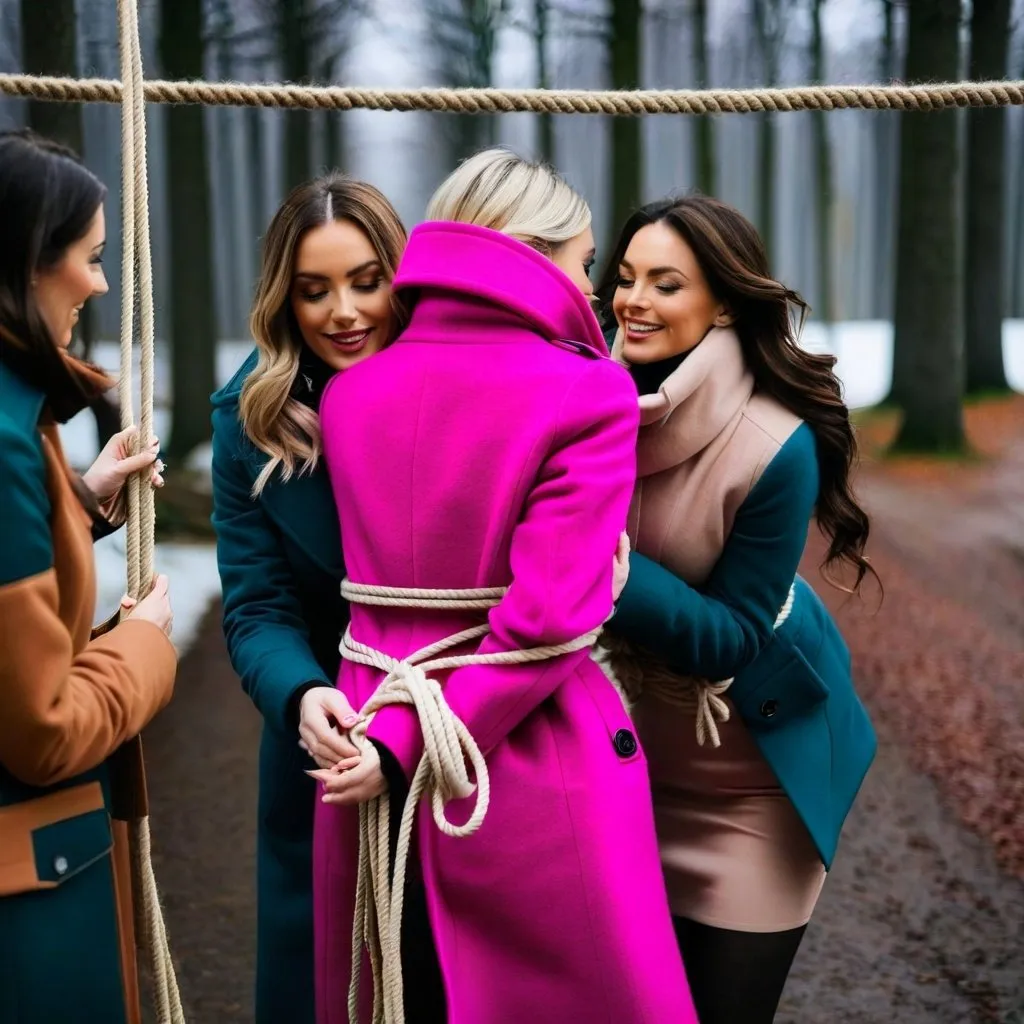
left=602, top=582, right=798, bottom=749
left=338, top=579, right=603, bottom=1024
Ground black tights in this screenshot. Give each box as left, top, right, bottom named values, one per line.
left=395, top=904, right=803, bottom=1024
left=399, top=880, right=446, bottom=1022
left=383, top=768, right=447, bottom=1023
left=673, top=916, right=806, bottom=1024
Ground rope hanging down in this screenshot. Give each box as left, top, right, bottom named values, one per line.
left=0, top=73, right=1022, bottom=115
left=115, top=0, right=184, bottom=1020
left=338, top=580, right=607, bottom=1024
left=602, top=583, right=797, bottom=748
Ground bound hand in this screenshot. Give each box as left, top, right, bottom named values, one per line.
left=298, top=687, right=362, bottom=769
left=83, top=426, right=164, bottom=501
left=308, top=742, right=387, bottom=805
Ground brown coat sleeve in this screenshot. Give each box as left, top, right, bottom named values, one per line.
left=0, top=568, right=176, bottom=788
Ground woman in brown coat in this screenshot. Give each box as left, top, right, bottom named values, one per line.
left=0, top=130, right=177, bottom=1024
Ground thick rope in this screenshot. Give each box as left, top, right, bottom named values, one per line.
left=1, top=73, right=1022, bottom=115
left=115, top=1, right=183, bottom=1021
left=602, top=582, right=796, bottom=748
left=337, top=579, right=605, bottom=1024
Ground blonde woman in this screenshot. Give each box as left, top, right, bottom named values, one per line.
left=310, top=149, right=697, bottom=1023
left=210, top=173, right=406, bottom=1024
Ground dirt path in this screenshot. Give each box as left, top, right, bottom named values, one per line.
left=778, top=399, right=1024, bottom=1022
left=144, top=607, right=1023, bottom=1023
left=778, top=722, right=1024, bottom=1023
left=140, top=399, right=1024, bottom=1022
left=142, top=605, right=261, bottom=1023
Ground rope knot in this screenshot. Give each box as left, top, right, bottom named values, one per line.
left=694, top=680, right=733, bottom=749
left=599, top=582, right=797, bottom=749
left=339, top=577, right=603, bottom=1023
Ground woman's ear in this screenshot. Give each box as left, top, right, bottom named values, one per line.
left=713, top=307, right=736, bottom=328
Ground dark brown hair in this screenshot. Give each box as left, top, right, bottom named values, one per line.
left=0, top=129, right=112, bottom=422
left=597, top=194, right=876, bottom=591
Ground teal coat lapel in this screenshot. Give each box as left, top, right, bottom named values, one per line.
left=252, top=455, right=343, bottom=582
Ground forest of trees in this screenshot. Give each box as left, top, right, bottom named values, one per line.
left=1, top=0, right=1022, bottom=459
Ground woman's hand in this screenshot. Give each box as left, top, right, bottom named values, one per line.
left=121, top=574, right=173, bottom=636
left=612, top=531, right=631, bottom=603
left=82, top=426, right=164, bottom=501
left=299, top=687, right=362, bottom=769
left=308, top=742, right=388, bottom=805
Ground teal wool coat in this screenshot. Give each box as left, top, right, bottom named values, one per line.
left=612, top=424, right=876, bottom=868
left=211, top=352, right=348, bottom=1024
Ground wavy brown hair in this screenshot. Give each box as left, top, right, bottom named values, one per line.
left=597, top=194, right=876, bottom=591
left=240, top=173, right=407, bottom=496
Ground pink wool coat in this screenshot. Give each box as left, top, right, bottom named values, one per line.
left=315, top=222, right=696, bottom=1024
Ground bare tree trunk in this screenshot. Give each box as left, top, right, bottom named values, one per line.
left=437, top=0, right=501, bottom=168
left=891, top=0, right=965, bottom=452
left=752, top=0, right=780, bottom=265
left=279, top=0, right=312, bottom=193
left=534, top=0, right=554, bottom=164
left=19, top=0, right=79, bottom=149
left=247, top=105, right=266, bottom=237
left=874, top=0, right=899, bottom=321
left=160, top=0, right=218, bottom=459
left=691, top=0, right=715, bottom=195
left=610, top=0, right=642, bottom=233
left=963, top=0, right=1011, bottom=394
left=20, top=0, right=119, bottom=447
left=810, top=0, right=832, bottom=323
left=757, top=116, right=775, bottom=262
left=214, top=21, right=241, bottom=343
left=322, top=56, right=346, bottom=172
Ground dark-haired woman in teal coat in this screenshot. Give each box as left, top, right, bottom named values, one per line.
left=597, top=194, right=877, bottom=1024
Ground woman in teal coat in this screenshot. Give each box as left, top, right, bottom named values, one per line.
left=211, top=173, right=406, bottom=1023
left=596, top=195, right=878, bottom=1024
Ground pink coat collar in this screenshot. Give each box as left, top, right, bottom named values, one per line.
left=612, top=326, right=754, bottom=475
left=393, top=221, right=609, bottom=356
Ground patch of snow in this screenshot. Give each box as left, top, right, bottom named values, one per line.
left=802, top=320, right=893, bottom=408
left=93, top=531, right=221, bottom=659
left=1005, top=320, right=1024, bottom=393
left=802, top=319, right=1024, bottom=408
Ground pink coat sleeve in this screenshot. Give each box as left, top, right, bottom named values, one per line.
left=367, top=359, right=640, bottom=779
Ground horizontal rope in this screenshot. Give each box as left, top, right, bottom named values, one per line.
left=341, top=580, right=507, bottom=609
left=1, top=73, right=1023, bottom=115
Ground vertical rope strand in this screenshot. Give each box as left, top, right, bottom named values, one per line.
left=116, top=0, right=140, bottom=602
left=116, top=1, right=184, bottom=1021
left=126, top=0, right=156, bottom=586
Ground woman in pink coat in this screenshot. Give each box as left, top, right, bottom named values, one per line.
left=308, top=149, right=696, bottom=1023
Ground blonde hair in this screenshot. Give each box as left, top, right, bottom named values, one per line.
left=425, top=147, right=590, bottom=257
left=240, top=173, right=406, bottom=496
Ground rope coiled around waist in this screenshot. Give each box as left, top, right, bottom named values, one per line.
left=337, top=578, right=604, bottom=1024
left=601, top=583, right=796, bottom=749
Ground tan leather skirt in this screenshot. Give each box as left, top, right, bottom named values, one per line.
left=634, top=692, right=826, bottom=933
